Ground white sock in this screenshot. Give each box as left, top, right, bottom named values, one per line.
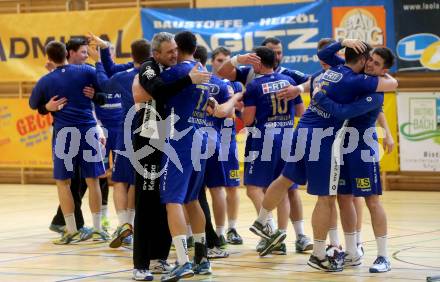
left=228, top=219, right=237, bottom=230
left=92, top=212, right=102, bottom=231
left=293, top=220, right=305, bottom=239
left=64, top=213, right=77, bottom=234
left=376, top=235, right=387, bottom=258
left=101, top=205, right=108, bottom=218
left=256, top=207, right=271, bottom=225
left=356, top=230, right=362, bottom=245
left=193, top=232, right=206, bottom=245
left=186, top=225, right=193, bottom=238
left=329, top=227, right=340, bottom=247
left=117, top=210, right=128, bottom=226
left=266, top=216, right=276, bottom=233
left=345, top=232, right=357, bottom=257
left=127, top=208, right=135, bottom=226
left=313, top=239, right=327, bottom=259
left=173, top=235, right=189, bottom=265
left=215, top=226, right=225, bottom=237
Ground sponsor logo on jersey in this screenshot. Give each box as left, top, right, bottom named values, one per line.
left=356, top=178, right=371, bottom=189
left=262, top=80, right=290, bottom=94
left=322, top=70, right=343, bottom=83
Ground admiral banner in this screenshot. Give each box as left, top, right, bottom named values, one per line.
left=0, top=99, right=52, bottom=168
left=0, top=8, right=141, bottom=82
left=141, top=0, right=394, bottom=74
left=397, top=92, right=440, bottom=171
left=394, top=0, right=440, bottom=71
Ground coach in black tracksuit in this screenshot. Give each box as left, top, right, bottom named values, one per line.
left=132, top=35, right=209, bottom=272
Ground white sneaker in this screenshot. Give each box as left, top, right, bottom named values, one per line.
left=357, top=243, right=365, bottom=258
left=150, top=259, right=174, bottom=274
left=344, top=253, right=362, bottom=267
left=208, top=246, right=229, bottom=259
left=369, top=256, right=391, bottom=273
left=132, top=269, right=153, bottom=281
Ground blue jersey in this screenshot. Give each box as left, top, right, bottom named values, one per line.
left=29, top=64, right=99, bottom=130
left=94, top=62, right=123, bottom=127
left=244, top=73, right=302, bottom=131
left=313, top=91, right=384, bottom=125
left=299, top=65, right=378, bottom=129
left=101, top=48, right=134, bottom=77
left=317, top=41, right=384, bottom=128
left=236, top=65, right=309, bottom=86
left=161, top=60, right=210, bottom=148
left=205, top=75, right=231, bottom=130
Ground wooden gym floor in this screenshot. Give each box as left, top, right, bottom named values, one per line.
left=0, top=184, right=439, bottom=281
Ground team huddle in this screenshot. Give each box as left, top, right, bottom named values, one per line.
left=29, top=29, right=397, bottom=281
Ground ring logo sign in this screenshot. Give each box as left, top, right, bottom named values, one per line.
left=396, top=33, right=439, bottom=61
left=332, top=6, right=386, bottom=47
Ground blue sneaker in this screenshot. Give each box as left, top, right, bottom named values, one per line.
left=161, top=262, right=194, bottom=282
left=76, top=227, right=93, bottom=242
left=133, top=269, right=154, bottom=281
left=193, top=258, right=212, bottom=275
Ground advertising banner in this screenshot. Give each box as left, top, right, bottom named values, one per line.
left=397, top=92, right=440, bottom=171
left=0, top=8, right=142, bottom=81
left=0, top=99, right=53, bottom=168
left=141, top=0, right=394, bottom=74
left=394, top=0, right=440, bottom=71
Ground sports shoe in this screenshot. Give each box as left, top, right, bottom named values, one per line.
left=193, top=258, right=212, bottom=275
left=326, top=245, right=343, bottom=257
left=208, top=246, right=229, bottom=259
left=161, top=262, right=194, bottom=282
left=226, top=228, right=243, bottom=245
left=53, top=231, right=79, bottom=245
left=92, top=229, right=111, bottom=242
left=122, top=234, right=133, bottom=246
left=151, top=259, right=174, bottom=274
left=256, top=238, right=267, bottom=252
left=357, top=243, right=365, bottom=258
left=307, top=254, right=343, bottom=272
left=187, top=236, right=194, bottom=249
left=271, top=242, right=287, bottom=255
left=344, top=252, right=362, bottom=267
left=76, top=226, right=94, bottom=242
left=249, top=221, right=271, bottom=240
left=101, top=217, right=110, bottom=232
left=133, top=269, right=154, bottom=281
left=110, top=223, right=133, bottom=248
left=218, top=235, right=228, bottom=249
left=295, top=234, right=313, bottom=253
left=259, top=229, right=287, bottom=257
left=369, top=256, right=391, bottom=273
left=49, top=224, right=65, bottom=234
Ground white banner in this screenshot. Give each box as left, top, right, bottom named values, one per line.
left=397, top=92, right=440, bottom=171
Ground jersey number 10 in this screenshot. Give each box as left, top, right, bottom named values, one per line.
left=271, top=94, right=288, bottom=115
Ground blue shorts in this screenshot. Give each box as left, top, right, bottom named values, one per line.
left=102, top=125, right=122, bottom=170
left=111, top=151, right=135, bottom=185
left=338, top=142, right=382, bottom=197
left=206, top=141, right=240, bottom=188
left=52, top=126, right=105, bottom=181
left=160, top=150, right=207, bottom=204
left=245, top=134, right=298, bottom=190
left=282, top=127, right=340, bottom=196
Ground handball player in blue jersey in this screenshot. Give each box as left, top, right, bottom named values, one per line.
left=218, top=38, right=313, bottom=252
left=154, top=31, right=213, bottom=281
left=242, top=46, right=303, bottom=256
left=315, top=41, right=396, bottom=273
left=29, top=41, right=108, bottom=244
left=89, top=39, right=151, bottom=249
left=206, top=47, right=244, bottom=247
left=250, top=42, right=397, bottom=271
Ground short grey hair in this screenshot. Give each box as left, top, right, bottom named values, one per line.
left=152, top=32, right=174, bottom=52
